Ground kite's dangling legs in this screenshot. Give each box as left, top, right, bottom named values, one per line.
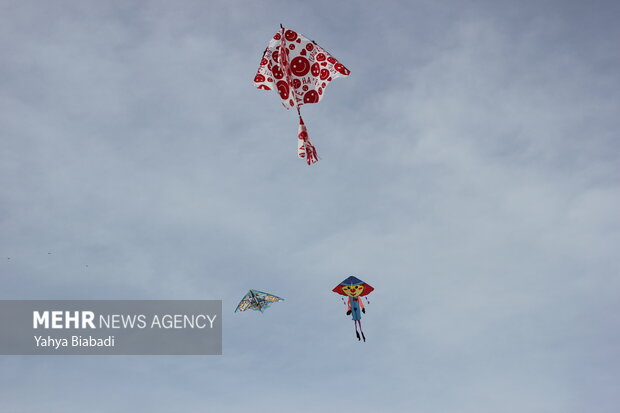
left=354, top=320, right=365, bottom=342
left=356, top=320, right=366, bottom=342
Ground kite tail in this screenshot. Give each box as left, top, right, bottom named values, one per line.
left=297, top=109, right=318, bottom=165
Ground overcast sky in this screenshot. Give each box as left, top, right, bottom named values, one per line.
left=1, top=1, right=619, bottom=412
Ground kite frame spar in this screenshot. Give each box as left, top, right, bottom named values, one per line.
left=235, top=289, right=284, bottom=313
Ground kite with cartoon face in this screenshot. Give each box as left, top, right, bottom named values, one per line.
left=253, top=25, right=350, bottom=164
left=332, top=276, right=374, bottom=341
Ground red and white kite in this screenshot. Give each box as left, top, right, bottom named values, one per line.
left=253, top=25, right=350, bottom=164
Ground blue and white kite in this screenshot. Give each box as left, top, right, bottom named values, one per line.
left=235, top=289, right=284, bottom=313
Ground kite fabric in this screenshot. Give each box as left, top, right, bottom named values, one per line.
left=253, top=25, right=350, bottom=164
left=333, top=276, right=374, bottom=342
left=235, top=289, right=284, bottom=313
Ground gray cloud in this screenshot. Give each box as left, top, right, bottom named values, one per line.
left=1, top=1, right=619, bottom=412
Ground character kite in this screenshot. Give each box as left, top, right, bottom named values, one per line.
left=235, top=289, right=284, bottom=313
left=253, top=25, right=350, bottom=164
left=333, top=276, right=374, bottom=341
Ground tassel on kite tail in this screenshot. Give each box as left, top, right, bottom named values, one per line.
left=297, top=108, right=318, bottom=165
